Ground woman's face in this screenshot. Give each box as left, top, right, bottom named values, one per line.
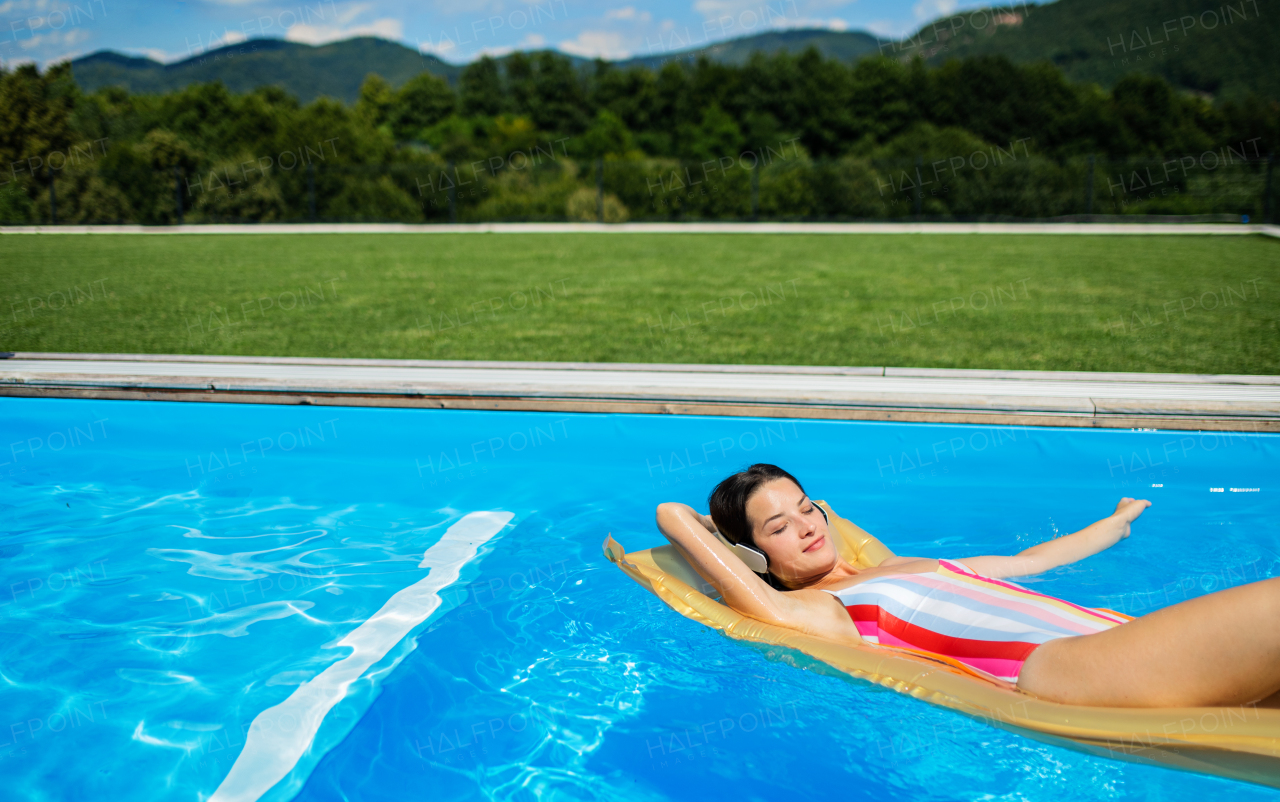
left=744, top=478, right=836, bottom=584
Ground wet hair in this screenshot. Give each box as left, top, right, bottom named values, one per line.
left=708, top=463, right=807, bottom=564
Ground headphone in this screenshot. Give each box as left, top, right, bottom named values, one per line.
left=711, top=502, right=830, bottom=577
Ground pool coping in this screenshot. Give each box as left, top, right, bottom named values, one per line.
left=1, top=222, right=1279, bottom=236
left=2, top=353, right=1276, bottom=433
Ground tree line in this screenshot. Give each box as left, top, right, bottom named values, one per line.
left=1, top=47, right=1276, bottom=224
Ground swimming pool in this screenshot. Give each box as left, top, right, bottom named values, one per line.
left=1, top=396, right=1276, bottom=801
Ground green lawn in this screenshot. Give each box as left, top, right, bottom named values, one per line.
left=1, top=233, right=1276, bottom=374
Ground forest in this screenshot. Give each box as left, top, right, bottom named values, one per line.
left=2, top=47, right=1277, bottom=223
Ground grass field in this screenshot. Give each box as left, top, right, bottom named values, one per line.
left=1, top=233, right=1276, bottom=374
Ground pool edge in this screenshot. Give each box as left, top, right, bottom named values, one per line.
left=2, top=377, right=1276, bottom=432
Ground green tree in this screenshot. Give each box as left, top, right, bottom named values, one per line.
left=1109, top=74, right=1214, bottom=157
left=356, top=73, right=395, bottom=129
left=389, top=72, right=456, bottom=141
left=504, top=53, right=537, bottom=118
left=150, top=82, right=240, bottom=154
left=0, top=184, right=33, bottom=222
left=580, top=110, right=634, bottom=158
left=0, top=62, right=78, bottom=191
left=529, top=52, right=588, bottom=134
left=460, top=57, right=505, bottom=117
left=677, top=104, right=744, bottom=162
left=847, top=56, right=921, bottom=147
left=36, top=168, right=134, bottom=223
left=1219, top=95, right=1280, bottom=159
left=589, top=65, right=660, bottom=134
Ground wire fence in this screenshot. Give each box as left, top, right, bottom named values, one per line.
left=2, top=150, right=1274, bottom=225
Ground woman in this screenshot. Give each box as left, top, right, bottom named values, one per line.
left=656, top=463, right=1280, bottom=708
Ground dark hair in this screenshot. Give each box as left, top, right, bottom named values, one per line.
left=708, top=463, right=807, bottom=551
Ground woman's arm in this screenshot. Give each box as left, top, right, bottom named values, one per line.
left=654, top=502, right=790, bottom=624
left=959, top=498, right=1151, bottom=579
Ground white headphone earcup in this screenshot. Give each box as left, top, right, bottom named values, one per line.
left=730, top=543, right=769, bottom=574
left=712, top=530, right=769, bottom=573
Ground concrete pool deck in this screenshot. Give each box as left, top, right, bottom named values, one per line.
left=2, top=353, right=1277, bottom=432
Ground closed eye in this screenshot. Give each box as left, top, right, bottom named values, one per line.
left=771, top=504, right=815, bottom=536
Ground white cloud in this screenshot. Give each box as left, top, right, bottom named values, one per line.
left=16, top=26, right=89, bottom=51
left=420, top=30, right=544, bottom=60
left=471, top=44, right=516, bottom=57
left=865, top=19, right=912, bottom=38
left=333, top=2, right=373, bottom=26
left=471, top=33, right=548, bottom=58
left=266, top=1, right=407, bottom=45
left=417, top=35, right=458, bottom=57
left=182, top=28, right=248, bottom=56
left=45, top=47, right=95, bottom=65
left=126, top=46, right=189, bottom=64
left=0, top=0, right=51, bottom=14
left=420, top=0, right=506, bottom=14
left=913, top=0, right=957, bottom=22
left=689, top=0, right=817, bottom=39
left=286, top=16, right=404, bottom=45
left=605, top=6, right=652, bottom=22
left=768, top=16, right=850, bottom=31
left=558, top=30, right=630, bottom=59
left=692, top=0, right=798, bottom=21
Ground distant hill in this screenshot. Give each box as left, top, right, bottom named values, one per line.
left=904, top=0, right=1279, bottom=101
left=69, top=0, right=1279, bottom=103
left=71, top=37, right=460, bottom=103
left=615, top=28, right=886, bottom=71
left=71, top=29, right=887, bottom=104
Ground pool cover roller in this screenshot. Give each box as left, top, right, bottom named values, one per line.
left=603, top=500, right=1280, bottom=789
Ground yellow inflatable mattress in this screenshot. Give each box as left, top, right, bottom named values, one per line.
left=603, top=500, right=1280, bottom=788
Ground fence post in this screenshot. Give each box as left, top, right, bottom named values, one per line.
left=174, top=166, right=184, bottom=225
left=448, top=161, right=457, bottom=224
left=1085, top=154, right=1095, bottom=216
left=596, top=157, right=604, bottom=222
left=307, top=163, right=317, bottom=222
left=913, top=155, right=922, bottom=217
left=751, top=164, right=760, bottom=221
left=47, top=164, right=56, bottom=225
left=1264, top=153, right=1275, bottom=224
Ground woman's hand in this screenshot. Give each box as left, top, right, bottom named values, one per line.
left=1112, top=497, right=1151, bottom=539
left=654, top=501, right=787, bottom=623
left=957, top=498, right=1152, bottom=579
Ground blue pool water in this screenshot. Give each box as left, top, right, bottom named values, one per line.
left=1, top=396, right=1278, bottom=801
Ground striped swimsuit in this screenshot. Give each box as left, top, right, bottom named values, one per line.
left=823, top=559, right=1133, bottom=684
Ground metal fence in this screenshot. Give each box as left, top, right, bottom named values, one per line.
left=2, top=151, right=1274, bottom=225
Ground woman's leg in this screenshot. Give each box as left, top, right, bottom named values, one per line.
left=1017, top=578, right=1280, bottom=707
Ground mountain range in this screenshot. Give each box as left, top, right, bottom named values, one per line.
left=68, top=0, right=1278, bottom=103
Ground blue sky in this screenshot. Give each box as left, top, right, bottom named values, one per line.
left=0, top=0, right=998, bottom=67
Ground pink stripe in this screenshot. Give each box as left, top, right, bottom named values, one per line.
left=939, top=560, right=1127, bottom=626
left=855, top=622, right=879, bottom=638
left=889, top=571, right=1107, bottom=636
left=953, top=655, right=1024, bottom=680
left=875, top=630, right=917, bottom=650
left=875, top=628, right=1023, bottom=681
